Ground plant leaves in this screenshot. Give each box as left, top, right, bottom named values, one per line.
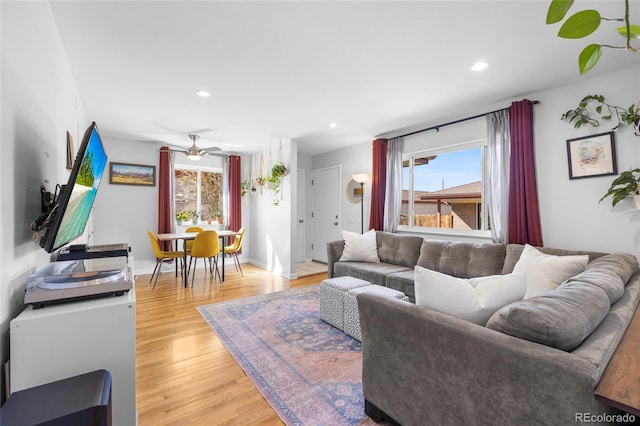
left=617, top=24, right=640, bottom=40
left=579, top=44, right=602, bottom=74
left=547, top=0, right=575, bottom=24
left=558, top=10, right=601, bottom=39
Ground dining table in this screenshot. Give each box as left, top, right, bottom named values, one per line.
left=157, top=229, right=240, bottom=287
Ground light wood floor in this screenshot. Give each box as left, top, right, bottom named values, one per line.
left=135, top=262, right=327, bottom=425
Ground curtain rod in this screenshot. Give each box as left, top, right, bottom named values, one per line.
left=390, top=100, right=540, bottom=140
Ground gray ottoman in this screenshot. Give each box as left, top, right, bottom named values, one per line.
left=344, top=285, right=409, bottom=341
left=319, top=276, right=371, bottom=331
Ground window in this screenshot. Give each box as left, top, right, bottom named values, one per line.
left=175, top=165, right=223, bottom=222
left=400, top=140, right=489, bottom=233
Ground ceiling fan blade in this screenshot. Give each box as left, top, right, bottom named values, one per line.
left=202, top=146, right=222, bottom=153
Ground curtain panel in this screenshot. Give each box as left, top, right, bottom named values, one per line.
left=508, top=99, right=543, bottom=246
left=369, top=138, right=388, bottom=231
left=486, top=110, right=510, bottom=244
left=383, top=137, right=403, bottom=233
left=158, top=146, right=175, bottom=250
left=228, top=155, right=242, bottom=245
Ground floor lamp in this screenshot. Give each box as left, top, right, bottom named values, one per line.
left=352, top=173, right=369, bottom=234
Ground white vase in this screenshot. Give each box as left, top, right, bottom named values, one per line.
left=634, top=194, right=640, bottom=210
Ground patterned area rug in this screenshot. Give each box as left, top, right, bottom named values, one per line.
left=197, top=285, right=377, bottom=426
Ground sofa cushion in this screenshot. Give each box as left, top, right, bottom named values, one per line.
left=376, top=231, right=424, bottom=268
left=486, top=281, right=610, bottom=351
left=575, top=253, right=639, bottom=304
left=502, top=244, right=606, bottom=274
left=339, top=229, right=380, bottom=263
left=416, top=240, right=506, bottom=279
left=334, top=261, right=410, bottom=287
left=414, top=266, right=526, bottom=325
left=513, top=244, right=589, bottom=299
left=386, top=270, right=416, bottom=302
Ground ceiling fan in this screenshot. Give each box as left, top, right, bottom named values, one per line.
left=166, top=134, right=226, bottom=160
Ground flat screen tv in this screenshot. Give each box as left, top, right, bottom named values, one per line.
left=41, top=122, right=108, bottom=253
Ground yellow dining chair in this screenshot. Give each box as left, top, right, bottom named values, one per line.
left=147, top=230, right=184, bottom=289
left=224, top=227, right=246, bottom=276
left=188, top=230, right=221, bottom=286
left=183, top=226, right=203, bottom=254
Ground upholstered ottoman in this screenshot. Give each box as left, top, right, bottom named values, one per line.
left=319, top=276, right=371, bottom=331
left=345, top=285, right=409, bottom=341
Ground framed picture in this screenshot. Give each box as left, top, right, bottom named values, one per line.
left=566, top=131, right=617, bottom=180
left=66, top=131, right=74, bottom=170
left=109, top=162, right=156, bottom=186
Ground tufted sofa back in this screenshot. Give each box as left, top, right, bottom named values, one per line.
left=416, top=239, right=506, bottom=278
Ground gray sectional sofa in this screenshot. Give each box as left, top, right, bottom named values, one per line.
left=326, top=231, right=640, bottom=425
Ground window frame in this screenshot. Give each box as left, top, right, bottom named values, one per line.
left=398, top=138, right=491, bottom=239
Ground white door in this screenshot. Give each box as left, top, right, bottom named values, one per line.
left=296, top=169, right=306, bottom=262
left=312, top=166, right=341, bottom=263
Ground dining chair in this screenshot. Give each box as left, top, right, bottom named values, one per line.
left=188, top=230, right=222, bottom=286
left=183, top=226, right=203, bottom=254
left=147, top=230, right=184, bottom=289
left=224, top=227, right=246, bottom=276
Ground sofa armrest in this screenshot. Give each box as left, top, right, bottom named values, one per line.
left=357, top=293, right=613, bottom=426
left=326, top=240, right=344, bottom=278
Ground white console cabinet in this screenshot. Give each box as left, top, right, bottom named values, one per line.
left=10, top=285, right=136, bottom=426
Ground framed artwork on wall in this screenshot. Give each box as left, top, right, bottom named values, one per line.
left=566, top=131, right=617, bottom=180
left=66, top=131, right=74, bottom=170
left=109, top=162, right=156, bottom=186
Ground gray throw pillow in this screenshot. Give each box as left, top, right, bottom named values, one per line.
left=486, top=281, right=610, bottom=352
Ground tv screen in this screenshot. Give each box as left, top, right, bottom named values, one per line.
left=41, top=122, right=108, bottom=253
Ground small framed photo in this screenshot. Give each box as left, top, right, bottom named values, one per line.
left=109, top=162, right=156, bottom=186
left=566, top=131, right=617, bottom=180
left=66, top=131, right=74, bottom=170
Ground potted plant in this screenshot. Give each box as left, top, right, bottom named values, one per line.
left=176, top=210, right=198, bottom=225
left=599, top=168, right=640, bottom=208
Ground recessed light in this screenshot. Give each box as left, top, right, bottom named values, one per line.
left=329, top=122, right=337, bottom=128
left=195, top=90, right=211, bottom=97
left=471, top=61, right=489, bottom=71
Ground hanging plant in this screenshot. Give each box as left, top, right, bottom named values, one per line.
left=268, top=163, right=287, bottom=206
left=562, top=94, right=640, bottom=131
left=240, top=180, right=250, bottom=197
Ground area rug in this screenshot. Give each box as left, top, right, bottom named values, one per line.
left=197, top=285, right=376, bottom=426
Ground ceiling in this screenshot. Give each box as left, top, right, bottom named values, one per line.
left=49, top=1, right=639, bottom=156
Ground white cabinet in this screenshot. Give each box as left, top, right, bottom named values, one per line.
left=10, top=286, right=136, bottom=426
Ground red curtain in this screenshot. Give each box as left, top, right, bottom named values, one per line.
left=228, top=155, right=242, bottom=245
left=508, top=100, right=543, bottom=246
left=369, top=139, right=388, bottom=231
left=158, top=146, right=173, bottom=250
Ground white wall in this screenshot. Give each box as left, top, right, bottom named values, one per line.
left=533, top=66, right=640, bottom=258
left=313, top=141, right=373, bottom=235
left=0, top=1, right=86, bottom=402
left=249, top=140, right=297, bottom=278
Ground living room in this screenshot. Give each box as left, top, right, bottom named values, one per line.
left=2, top=0, right=640, bottom=424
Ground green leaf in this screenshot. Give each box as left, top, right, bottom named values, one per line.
left=617, top=24, right=640, bottom=40
left=547, top=0, right=575, bottom=24
left=558, top=10, right=601, bottom=38
left=579, top=44, right=602, bottom=74
left=596, top=105, right=602, bottom=113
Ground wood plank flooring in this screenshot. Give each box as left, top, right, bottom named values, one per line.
left=135, top=262, right=327, bottom=425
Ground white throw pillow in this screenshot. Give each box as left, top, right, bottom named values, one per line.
left=414, top=265, right=526, bottom=326
left=514, top=244, right=589, bottom=299
left=339, top=229, right=380, bottom=263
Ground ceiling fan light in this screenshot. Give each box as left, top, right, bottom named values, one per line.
left=186, top=154, right=202, bottom=160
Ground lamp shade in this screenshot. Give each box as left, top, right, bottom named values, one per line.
left=352, top=173, right=369, bottom=183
